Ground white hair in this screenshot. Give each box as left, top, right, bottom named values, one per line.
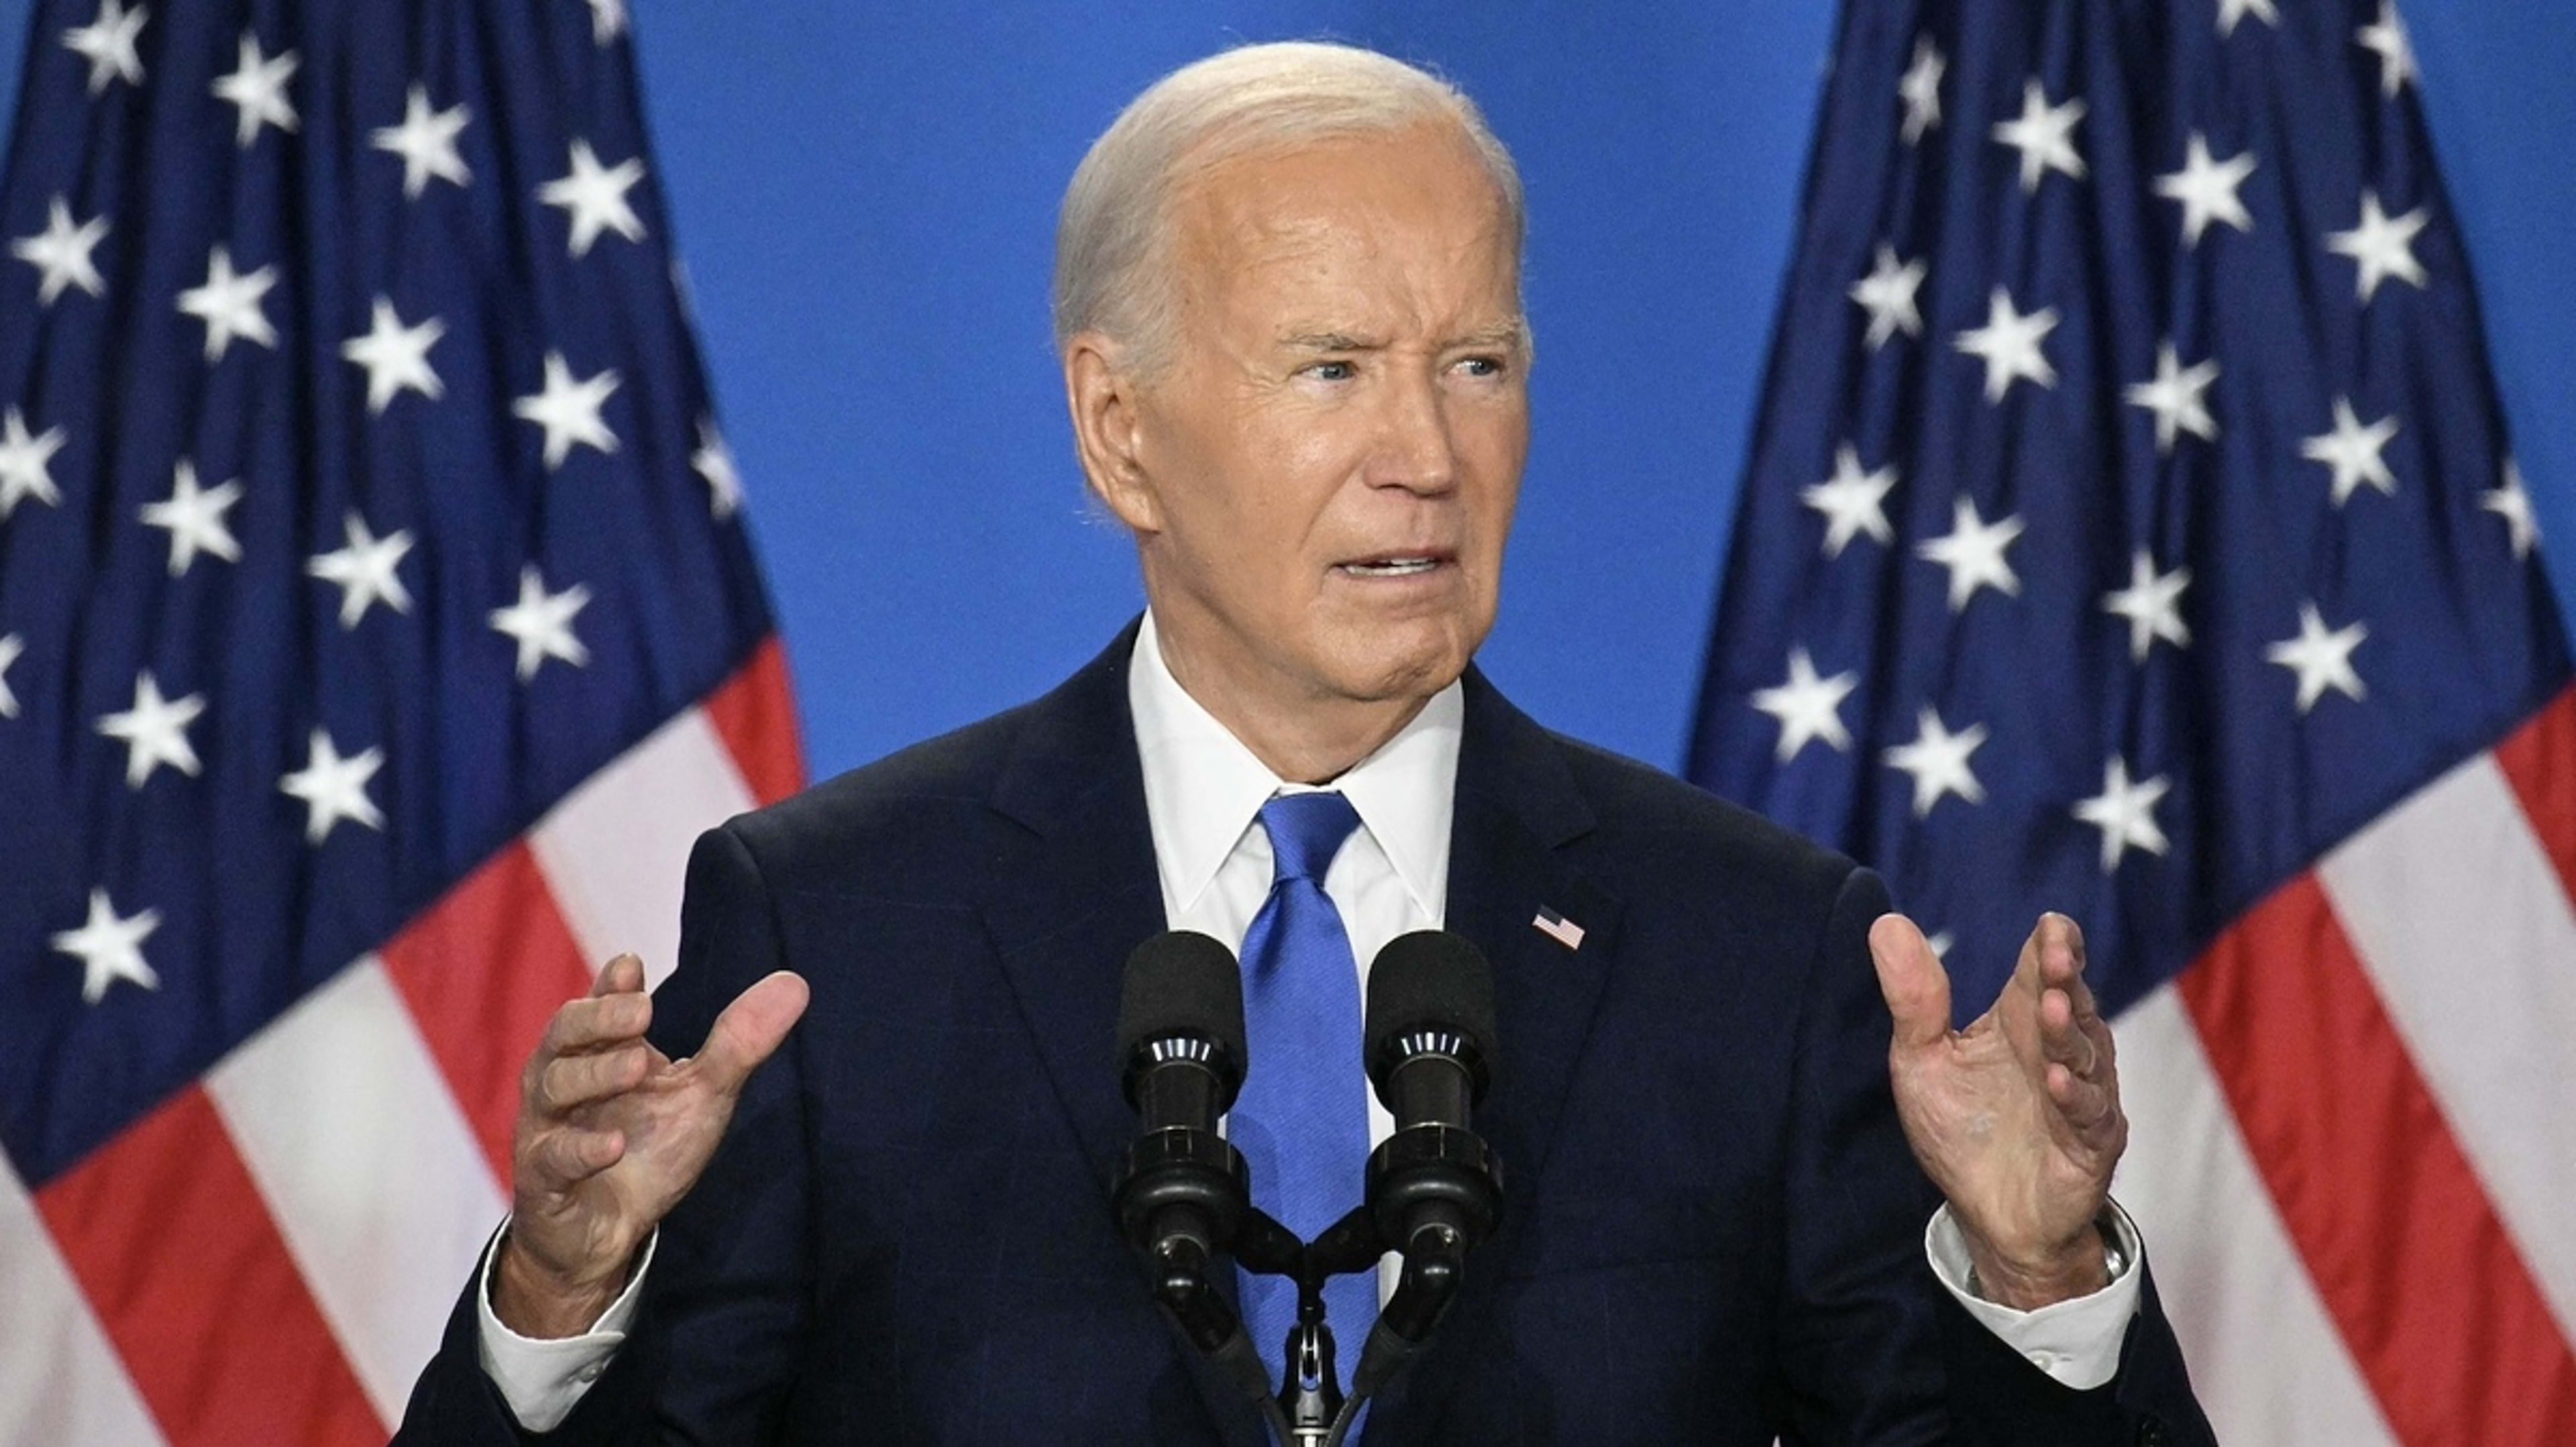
left=1052, top=41, right=1526, bottom=372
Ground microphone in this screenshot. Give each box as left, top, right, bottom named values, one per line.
left=1362, top=932, right=1503, bottom=1318
left=1116, top=929, right=1246, bottom=1138
left=1112, top=931, right=1256, bottom=1352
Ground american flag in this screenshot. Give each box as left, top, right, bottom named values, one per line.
left=0, top=0, right=801, bottom=1441
left=1691, top=2, right=2575, bottom=1442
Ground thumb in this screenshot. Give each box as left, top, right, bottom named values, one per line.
left=692, top=971, right=811, bottom=1095
left=1869, top=913, right=1952, bottom=1051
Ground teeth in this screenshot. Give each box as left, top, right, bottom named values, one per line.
left=1345, top=557, right=1438, bottom=576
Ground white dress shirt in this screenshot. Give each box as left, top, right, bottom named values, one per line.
left=476, top=611, right=2142, bottom=1428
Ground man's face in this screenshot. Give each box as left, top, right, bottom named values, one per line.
left=1117, top=121, right=1529, bottom=719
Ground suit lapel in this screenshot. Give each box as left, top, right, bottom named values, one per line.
left=1367, top=668, right=1627, bottom=1440
left=977, top=621, right=1270, bottom=1447
left=979, top=625, right=1167, bottom=1193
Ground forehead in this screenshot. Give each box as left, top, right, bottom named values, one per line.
left=1169, top=124, right=1520, bottom=328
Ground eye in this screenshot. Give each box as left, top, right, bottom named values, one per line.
left=1301, top=360, right=1358, bottom=382
left=1452, top=355, right=1507, bottom=378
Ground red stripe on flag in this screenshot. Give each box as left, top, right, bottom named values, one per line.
left=2180, top=871, right=2576, bottom=1446
left=2493, top=684, right=2576, bottom=904
left=380, top=841, right=596, bottom=1183
left=704, top=635, right=805, bottom=806
left=35, top=1087, right=384, bottom=1446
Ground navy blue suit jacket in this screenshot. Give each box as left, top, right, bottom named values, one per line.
left=396, top=626, right=2213, bottom=1444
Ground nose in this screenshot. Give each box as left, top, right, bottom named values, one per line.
left=1364, top=364, right=1458, bottom=496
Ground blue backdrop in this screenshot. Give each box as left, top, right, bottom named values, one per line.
left=3, top=1, right=2568, bottom=780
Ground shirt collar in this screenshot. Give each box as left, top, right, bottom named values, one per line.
left=1128, top=610, right=1461, bottom=921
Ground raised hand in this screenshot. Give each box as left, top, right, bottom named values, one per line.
left=1868, top=912, right=2125, bottom=1309
left=495, top=953, right=810, bottom=1337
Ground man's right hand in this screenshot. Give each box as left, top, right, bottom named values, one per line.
left=494, top=953, right=810, bottom=1338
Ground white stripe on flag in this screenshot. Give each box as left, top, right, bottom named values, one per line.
left=205, top=955, right=510, bottom=1424
left=2114, top=985, right=2401, bottom=1447
left=2317, top=750, right=2576, bottom=1343
left=0, top=1151, right=168, bottom=1447
left=530, top=706, right=757, bottom=991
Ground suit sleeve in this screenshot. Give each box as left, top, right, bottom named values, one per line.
left=391, top=821, right=814, bottom=1444
left=1770, top=865, right=2216, bottom=1447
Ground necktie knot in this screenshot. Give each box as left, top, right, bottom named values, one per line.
left=1258, top=791, right=1361, bottom=885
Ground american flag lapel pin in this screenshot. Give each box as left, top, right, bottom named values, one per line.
left=1532, top=906, right=1584, bottom=951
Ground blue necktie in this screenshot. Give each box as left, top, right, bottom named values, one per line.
left=1233, top=791, right=1377, bottom=1396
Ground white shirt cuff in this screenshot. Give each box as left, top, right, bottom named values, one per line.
left=1923, top=1199, right=2143, bottom=1391
left=471, top=1220, right=655, bottom=1432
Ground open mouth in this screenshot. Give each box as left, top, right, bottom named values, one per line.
left=1336, top=553, right=1451, bottom=578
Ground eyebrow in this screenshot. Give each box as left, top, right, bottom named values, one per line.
left=1277, top=321, right=1529, bottom=352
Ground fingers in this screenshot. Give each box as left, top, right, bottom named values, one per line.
left=535, top=1044, right=650, bottom=1116
left=527, top=1124, right=627, bottom=1188
left=539, top=987, right=653, bottom=1062
left=522, top=955, right=655, bottom=1123
left=1868, top=914, right=1953, bottom=1051
left=591, top=951, right=645, bottom=998
left=2045, top=1060, right=2118, bottom=1134
left=2025, top=913, right=2115, bottom=1079
left=2032, top=913, right=2100, bottom=1018
left=690, top=971, right=812, bottom=1095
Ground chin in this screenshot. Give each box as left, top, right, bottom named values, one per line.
left=1316, top=621, right=1481, bottom=704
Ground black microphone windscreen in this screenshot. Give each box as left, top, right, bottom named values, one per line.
left=1115, top=930, right=1246, bottom=1075
left=1364, top=930, right=1499, bottom=1086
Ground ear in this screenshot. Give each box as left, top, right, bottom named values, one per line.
left=1063, top=333, right=1163, bottom=534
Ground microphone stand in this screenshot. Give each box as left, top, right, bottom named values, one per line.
left=1136, top=1192, right=1483, bottom=1447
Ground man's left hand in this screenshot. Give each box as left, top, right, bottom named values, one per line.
left=1868, top=911, right=2126, bottom=1309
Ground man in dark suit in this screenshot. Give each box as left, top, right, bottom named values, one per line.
left=398, top=40, right=2212, bottom=1445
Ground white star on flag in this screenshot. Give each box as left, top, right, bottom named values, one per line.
left=2301, top=396, right=2400, bottom=507
left=1898, top=37, right=1944, bottom=146
left=279, top=728, right=387, bottom=844
left=61, top=0, right=146, bottom=95
left=211, top=31, right=301, bottom=149
left=586, top=0, right=628, bottom=44
left=2073, top=757, right=2172, bottom=872
left=513, top=350, right=622, bottom=469
left=2357, top=1, right=2416, bottom=98
left=1884, top=706, right=1989, bottom=818
left=1801, top=443, right=1896, bottom=558
left=2124, top=341, right=2220, bottom=453
left=538, top=139, right=647, bottom=258
left=1849, top=244, right=1926, bottom=351
left=0, top=405, right=67, bottom=519
left=2266, top=602, right=2369, bottom=713
left=1752, top=647, right=1858, bottom=762
left=371, top=84, right=472, bottom=199
left=2485, top=459, right=2540, bottom=561
left=2102, top=550, right=2193, bottom=662
left=139, top=460, right=244, bottom=576
left=305, top=511, right=416, bottom=628
left=693, top=418, right=744, bottom=519
left=50, top=888, right=162, bottom=1004
left=490, top=565, right=594, bottom=680
left=96, top=669, right=206, bottom=788
left=2154, top=132, right=2255, bottom=248
left=176, top=244, right=279, bottom=362
left=2325, top=190, right=2428, bottom=303
left=1953, top=286, right=2059, bottom=401
left=11, top=195, right=110, bottom=305
left=1991, top=78, right=2086, bottom=194
left=341, top=297, right=447, bottom=414
left=0, top=632, right=21, bottom=718
left=2216, top=0, right=2278, bottom=38
left=1916, top=496, right=2025, bottom=611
